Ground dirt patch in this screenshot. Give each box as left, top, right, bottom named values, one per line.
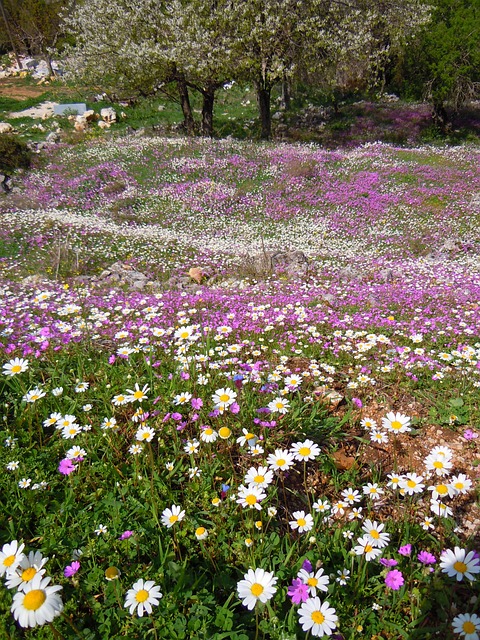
left=0, top=78, right=48, bottom=100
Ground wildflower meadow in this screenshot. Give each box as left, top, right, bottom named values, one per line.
left=0, top=135, right=479, bottom=639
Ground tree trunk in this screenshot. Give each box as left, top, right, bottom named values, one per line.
left=201, top=86, right=215, bottom=137
left=176, top=74, right=195, bottom=136
left=281, top=77, right=291, bottom=111
left=255, top=81, right=271, bottom=140
left=432, top=101, right=451, bottom=133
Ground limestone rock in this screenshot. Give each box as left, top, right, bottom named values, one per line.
left=100, top=108, right=117, bottom=123
left=0, top=123, right=14, bottom=134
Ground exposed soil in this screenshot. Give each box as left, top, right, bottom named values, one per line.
left=0, top=77, right=47, bottom=100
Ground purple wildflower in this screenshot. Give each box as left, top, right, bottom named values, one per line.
left=352, top=398, right=363, bottom=408
left=380, top=558, right=398, bottom=567
left=417, top=551, right=436, bottom=565
left=464, top=429, right=478, bottom=440
left=385, top=569, right=404, bottom=590
left=301, top=559, right=313, bottom=572
left=119, top=530, right=134, bottom=540
left=398, top=544, right=412, bottom=556
left=64, top=561, right=80, bottom=577
left=191, top=397, right=203, bottom=409
left=287, top=578, right=309, bottom=604
left=58, top=458, right=75, bottom=475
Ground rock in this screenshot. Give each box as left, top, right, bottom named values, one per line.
left=241, top=250, right=308, bottom=279
left=54, top=103, right=87, bottom=116
left=98, top=121, right=110, bottom=130
left=92, top=262, right=149, bottom=290
left=100, top=107, right=117, bottom=123
left=74, top=118, right=87, bottom=132
left=84, top=110, right=97, bottom=123
left=46, top=132, right=60, bottom=144
left=0, top=123, right=14, bottom=134
left=188, top=267, right=204, bottom=283
left=0, top=173, right=12, bottom=193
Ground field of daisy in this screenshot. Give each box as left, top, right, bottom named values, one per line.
left=0, top=134, right=479, bottom=639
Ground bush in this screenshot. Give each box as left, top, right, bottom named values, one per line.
left=0, top=135, right=31, bottom=173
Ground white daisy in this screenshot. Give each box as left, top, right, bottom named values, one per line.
left=267, top=397, right=290, bottom=414
left=23, top=388, right=46, bottom=404
left=237, top=568, right=277, bottom=610
left=399, top=473, right=425, bottom=496
left=5, top=551, right=48, bottom=591
left=136, top=426, right=155, bottom=443
left=236, top=485, right=266, bottom=510
left=297, top=568, right=329, bottom=595
left=381, top=411, right=411, bottom=434
left=200, top=427, right=218, bottom=443
left=452, top=613, right=480, bottom=640
left=126, top=383, right=150, bottom=403
left=266, top=449, right=295, bottom=472
left=124, top=579, right=162, bottom=617
left=298, top=596, right=338, bottom=637
left=212, top=387, right=237, bottom=410
left=244, top=466, right=274, bottom=489
left=440, top=547, right=480, bottom=582
left=290, top=439, right=321, bottom=462
left=289, top=511, right=314, bottom=533
left=10, top=574, right=63, bottom=628
left=161, top=505, right=185, bottom=528
left=0, top=540, right=26, bottom=577
left=361, top=519, right=390, bottom=548
left=3, top=358, right=29, bottom=376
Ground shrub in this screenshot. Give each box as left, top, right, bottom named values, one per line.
left=0, top=134, right=32, bottom=173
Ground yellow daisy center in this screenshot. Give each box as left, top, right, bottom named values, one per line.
left=453, top=561, right=467, bottom=574
left=391, top=420, right=402, bottom=430
left=407, top=480, right=417, bottom=488
left=299, top=447, right=311, bottom=457
left=142, top=433, right=150, bottom=440
left=463, top=622, right=476, bottom=634
left=196, top=527, right=206, bottom=537
left=297, top=518, right=306, bottom=527
left=436, top=484, right=448, bottom=495
left=3, top=555, right=16, bottom=567
left=433, top=461, right=444, bottom=469
left=219, top=427, right=231, bottom=439
left=365, top=544, right=373, bottom=553
left=244, top=433, right=254, bottom=440
left=105, top=567, right=120, bottom=580
left=219, top=394, right=230, bottom=403
left=169, top=515, right=178, bottom=524
left=276, top=459, right=286, bottom=467
left=454, top=482, right=464, bottom=490
left=133, top=391, right=144, bottom=399
left=370, top=530, right=380, bottom=539
left=21, top=567, right=37, bottom=582
left=23, top=589, right=46, bottom=611
left=11, top=365, right=22, bottom=373
left=275, top=402, right=284, bottom=409
left=204, top=429, right=213, bottom=436
left=135, top=589, right=149, bottom=603
left=250, top=583, right=264, bottom=597
left=254, top=475, right=265, bottom=484
left=246, top=495, right=257, bottom=506
left=312, top=611, right=325, bottom=624
left=307, top=577, right=318, bottom=587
